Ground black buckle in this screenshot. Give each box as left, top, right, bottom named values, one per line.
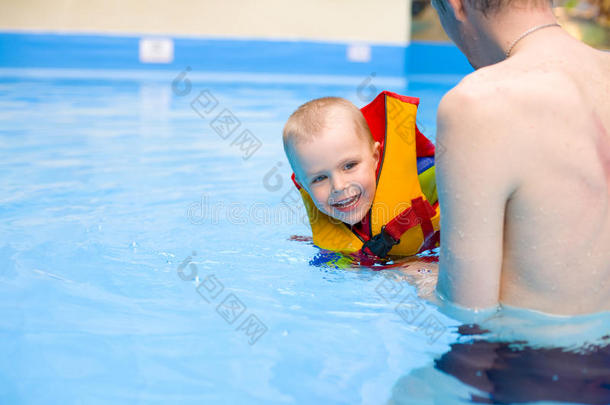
left=361, top=226, right=400, bottom=258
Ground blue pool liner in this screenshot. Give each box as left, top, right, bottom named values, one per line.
left=0, top=31, right=473, bottom=76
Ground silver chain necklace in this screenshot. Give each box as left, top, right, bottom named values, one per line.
left=505, top=23, right=561, bottom=58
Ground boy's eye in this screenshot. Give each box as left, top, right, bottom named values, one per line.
left=344, top=161, right=358, bottom=170
left=311, top=175, right=327, bottom=184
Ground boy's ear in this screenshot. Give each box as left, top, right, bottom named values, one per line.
left=372, top=141, right=381, bottom=164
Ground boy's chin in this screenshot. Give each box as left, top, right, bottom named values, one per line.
left=332, top=210, right=366, bottom=226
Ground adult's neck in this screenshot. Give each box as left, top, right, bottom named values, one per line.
left=469, top=5, right=561, bottom=66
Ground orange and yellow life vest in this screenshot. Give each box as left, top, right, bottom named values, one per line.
left=291, top=91, right=440, bottom=258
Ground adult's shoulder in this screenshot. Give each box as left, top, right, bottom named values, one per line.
left=440, top=64, right=561, bottom=115
left=436, top=67, right=518, bottom=146
left=437, top=63, right=571, bottom=144
left=438, top=66, right=510, bottom=125
left=435, top=65, right=541, bottom=185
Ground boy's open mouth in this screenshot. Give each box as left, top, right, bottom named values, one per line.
left=329, top=192, right=361, bottom=212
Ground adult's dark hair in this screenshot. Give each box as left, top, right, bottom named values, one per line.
left=435, top=0, right=553, bottom=16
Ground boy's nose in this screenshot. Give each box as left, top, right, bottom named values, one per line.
left=330, top=175, right=347, bottom=193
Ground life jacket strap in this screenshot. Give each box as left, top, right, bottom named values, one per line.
left=361, top=197, right=437, bottom=258
left=418, top=230, right=440, bottom=253
left=361, top=225, right=400, bottom=258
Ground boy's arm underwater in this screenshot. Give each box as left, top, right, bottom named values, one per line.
left=393, top=257, right=440, bottom=299
left=393, top=257, right=500, bottom=324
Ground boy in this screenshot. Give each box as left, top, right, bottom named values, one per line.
left=283, top=93, right=440, bottom=259
left=283, top=97, right=380, bottom=230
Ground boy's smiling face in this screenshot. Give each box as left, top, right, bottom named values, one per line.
left=290, top=111, right=380, bottom=226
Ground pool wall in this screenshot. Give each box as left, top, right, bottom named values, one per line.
left=0, top=32, right=473, bottom=77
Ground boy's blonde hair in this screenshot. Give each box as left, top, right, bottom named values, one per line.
left=282, top=97, right=373, bottom=164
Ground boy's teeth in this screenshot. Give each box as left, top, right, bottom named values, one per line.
left=332, top=194, right=359, bottom=207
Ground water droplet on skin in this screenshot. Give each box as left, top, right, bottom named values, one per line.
left=457, top=230, right=464, bottom=239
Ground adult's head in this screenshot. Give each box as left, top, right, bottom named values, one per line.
left=431, top=0, right=559, bottom=68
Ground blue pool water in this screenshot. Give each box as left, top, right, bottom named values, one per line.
left=1, top=66, right=609, bottom=404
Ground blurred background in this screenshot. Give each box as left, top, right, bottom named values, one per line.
left=1, top=0, right=608, bottom=49
left=0, top=0, right=410, bottom=44
left=412, top=0, right=610, bottom=49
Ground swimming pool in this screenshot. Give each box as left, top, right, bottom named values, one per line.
left=1, top=36, right=609, bottom=405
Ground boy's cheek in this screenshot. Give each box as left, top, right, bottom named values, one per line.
left=310, top=192, right=329, bottom=214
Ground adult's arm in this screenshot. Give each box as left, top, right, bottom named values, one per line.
left=434, top=85, right=519, bottom=310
